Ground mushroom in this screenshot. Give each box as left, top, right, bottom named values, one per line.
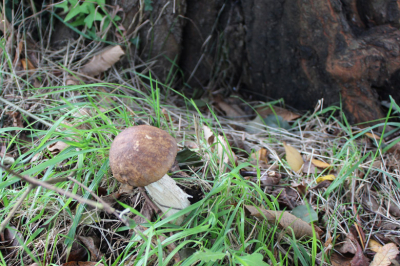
left=109, top=125, right=191, bottom=224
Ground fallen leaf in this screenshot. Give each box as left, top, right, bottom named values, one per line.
left=67, top=240, right=88, bottom=262
left=291, top=204, right=318, bottom=223
left=312, top=180, right=332, bottom=189
left=283, top=142, right=304, bottom=172
left=302, top=160, right=322, bottom=174
left=330, top=253, right=352, bottom=266
left=215, top=99, right=246, bottom=121
left=256, top=105, right=300, bottom=121
left=78, top=236, right=103, bottom=262
left=362, top=194, right=382, bottom=213
left=368, top=239, right=383, bottom=252
left=365, top=132, right=381, bottom=141
left=251, top=148, right=268, bottom=163
left=244, top=205, right=319, bottom=239
left=349, top=232, right=370, bottom=266
left=316, top=175, right=336, bottom=184
left=291, top=181, right=308, bottom=195
left=47, top=141, right=70, bottom=155
left=252, top=172, right=281, bottom=188
left=21, top=58, right=35, bottom=70
left=162, top=108, right=173, bottom=122
left=386, top=199, right=400, bottom=217
left=81, top=45, right=125, bottom=76
left=311, top=159, right=331, bottom=168
left=337, top=236, right=357, bottom=254
left=370, top=243, right=399, bottom=266
left=271, top=187, right=298, bottom=209
left=0, top=226, right=23, bottom=256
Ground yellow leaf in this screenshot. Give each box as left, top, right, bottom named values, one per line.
left=283, top=142, right=304, bottom=172
left=256, top=106, right=300, bottom=121
left=311, top=159, right=331, bottom=168
left=368, top=239, right=383, bottom=253
left=365, top=132, right=381, bottom=140
left=370, top=243, right=399, bottom=266
left=316, top=175, right=335, bottom=183
left=251, top=148, right=268, bottom=163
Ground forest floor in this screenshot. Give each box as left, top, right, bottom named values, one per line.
left=1, top=1, right=400, bottom=266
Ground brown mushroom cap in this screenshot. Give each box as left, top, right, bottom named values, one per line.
left=109, top=125, right=177, bottom=187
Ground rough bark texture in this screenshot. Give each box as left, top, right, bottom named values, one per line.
left=115, top=0, right=400, bottom=123
left=118, top=0, right=186, bottom=81
left=241, top=0, right=400, bottom=123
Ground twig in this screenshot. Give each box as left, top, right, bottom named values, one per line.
left=0, top=164, right=130, bottom=227
left=0, top=96, right=54, bottom=128
left=0, top=177, right=68, bottom=233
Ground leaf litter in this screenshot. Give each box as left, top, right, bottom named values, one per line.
left=1, top=3, right=400, bottom=266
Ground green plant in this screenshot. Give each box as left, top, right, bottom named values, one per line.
left=55, top=0, right=120, bottom=32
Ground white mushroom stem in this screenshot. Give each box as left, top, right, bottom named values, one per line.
left=145, top=174, right=192, bottom=225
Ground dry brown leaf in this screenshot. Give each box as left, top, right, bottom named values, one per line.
left=78, top=236, right=103, bottom=262
left=302, top=160, right=322, bottom=174
left=66, top=240, right=88, bottom=262
left=330, top=253, right=352, bottom=266
left=66, top=75, right=80, bottom=86
left=251, top=148, right=268, bottom=163
left=216, top=100, right=246, bottom=121
left=311, top=159, right=331, bottom=168
left=386, top=199, right=400, bottom=217
left=368, top=239, right=383, bottom=252
left=365, top=132, right=382, bottom=140
left=256, top=105, right=300, bottom=121
left=349, top=232, right=370, bottom=266
left=244, top=205, right=319, bottom=239
left=283, top=142, right=304, bottom=172
left=47, top=141, right=69, bottom=155
left=21, top=58, right=35, bottom=70
left=183, top=140, right=198, bottom=149
left=81, top=45, right=125, bottom=76
left=370, top=243, right=399, bottom=266
left=337, top=237, right=357, bottom=254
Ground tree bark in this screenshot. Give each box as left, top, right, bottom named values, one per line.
left=241, top=0, right=400, bottom=123
left=115, top=0, right=400, bottom=124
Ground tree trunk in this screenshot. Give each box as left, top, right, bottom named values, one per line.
left=115, top=0, right=400, bottom=123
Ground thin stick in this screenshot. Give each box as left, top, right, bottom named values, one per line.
left=67, top=176, right=115, bottom=213
left=0, top=177, right=68, bottom=233
left=0, top=165, right=129, bottom=227
left=0, top=96, right=54, bottom=128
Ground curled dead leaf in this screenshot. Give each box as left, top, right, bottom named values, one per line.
left=316, top=175, right=335, bottom=184
left=244, top=205, right=319, bottom=239
left=81, top=45, right=125, bottom=76
left=311, top=159, right=331, bottom=168
left=283, top=142, right=304, bottom=172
